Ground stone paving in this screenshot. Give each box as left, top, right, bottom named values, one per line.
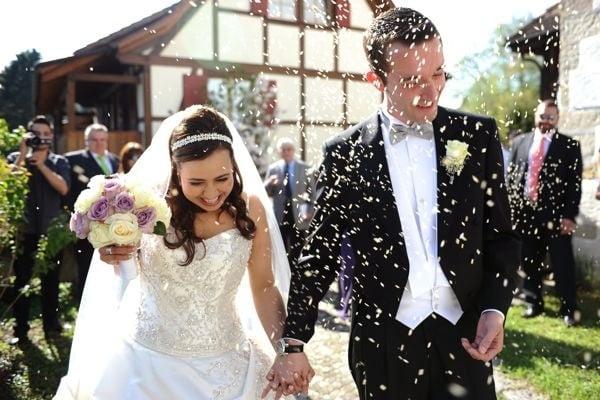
left=304, top=288, right=547, bottom=400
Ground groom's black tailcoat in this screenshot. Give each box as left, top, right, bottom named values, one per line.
left=283, top=107, right=521, bottom=399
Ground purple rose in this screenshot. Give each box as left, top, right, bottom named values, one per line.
left=103, top=178, right=124, bottom=200
left=87, top=196, right=111, bottom=221
left=134, top=207, right=157, bottom=233
left=69, top=212, right=90, bottom=239
left=114, top=192, right=135, bottom=213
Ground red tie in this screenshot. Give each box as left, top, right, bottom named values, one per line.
left=527, top=137, right=546, bottom=202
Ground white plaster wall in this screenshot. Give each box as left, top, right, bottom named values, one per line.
left=216, top=0, right=249, bottom=11
left=347, top=80, right=380, bottom=123
left=262, top=73, right=302, bottom=122
left=305, top=77, right=344, bottom=123
left=350, top=0, right=374, bottom=29
left=268, top=24, right=301, bottom=67
left=162, top=2, right=214, bottom=60
left=218, top=12, right=263, bottom=64
left=304, top=125, right=342, bottom=166
left=338, top=28, right=370, bottom=74
left=304, top=29, right=335, bottom=71
left=150, top=65, right=192, bottom=116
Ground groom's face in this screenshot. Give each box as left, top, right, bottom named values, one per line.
left=382, top=37, right=446, bottom=124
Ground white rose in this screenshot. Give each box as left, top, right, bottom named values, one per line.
left=88, top=175, right=106, bottom=191
left=74, top=188, right=102, bottom=214
left=446, top=140, right=469, bottom=161
left=105, top=213, right=142, bottom=245
left=133, top=189, right=155, bottom=208
left=88, top=221, right=113, bottom=248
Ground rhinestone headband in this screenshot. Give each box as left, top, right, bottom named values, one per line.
left=171, top=133, right=232, bottom=151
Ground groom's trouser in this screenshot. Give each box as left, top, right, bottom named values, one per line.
left=353, top=313, right=496, bottom=400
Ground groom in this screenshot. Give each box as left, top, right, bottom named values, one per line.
left=265, top=7, right=521, bottom=400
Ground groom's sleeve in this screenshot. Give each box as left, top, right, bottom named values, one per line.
left=478, top=118, right=521, bottom=317
left=283, top=141, right=353, bottom=343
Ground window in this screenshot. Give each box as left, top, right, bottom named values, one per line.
left=303, top=0, right=329, bottom=25
left=268, top=0, right=297, bottom=21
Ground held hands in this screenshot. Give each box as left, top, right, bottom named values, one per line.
left=560, top=218, right=576, bottom=235
left=461, top=311, right=504, bottom=362
left=262, top=352, right=314, bottom=399
left=99, top=245, right=138, bottom=265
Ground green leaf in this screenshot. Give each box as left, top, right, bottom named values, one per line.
left=153, top=221, right=167, bottom=236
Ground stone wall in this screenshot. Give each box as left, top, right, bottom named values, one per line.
left=573, top=179, right=600, bottom=287
left=558, top=0, right=600, bottom=168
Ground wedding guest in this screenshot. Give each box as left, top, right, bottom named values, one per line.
left=119, top=141, right=144, bottom=173
left=7, top=115, right=70, bottom=343
left=65, top=124, right=119, bottom=301
left=264, top=138, right=313, bottom=267
left=508, top=100, right=582, bottom=327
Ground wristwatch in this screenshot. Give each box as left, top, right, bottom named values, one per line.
left=276, top=338, right=304, bottom=355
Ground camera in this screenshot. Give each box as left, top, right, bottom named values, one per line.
left=25, top=132, right=53, bottom=149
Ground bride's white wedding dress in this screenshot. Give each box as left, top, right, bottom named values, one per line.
left=56, top=228, right=275, bottom=399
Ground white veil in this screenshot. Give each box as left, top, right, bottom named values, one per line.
left=55, top=107, right=291, bottom=399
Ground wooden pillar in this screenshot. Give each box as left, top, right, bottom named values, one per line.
left=66, top=78, right=76, bottom=133
left=143, top=65, right=152, bottom=147
left=298, top=0, right=307, bottom=161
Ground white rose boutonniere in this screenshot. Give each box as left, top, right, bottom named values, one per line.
left=442, top=140, right=469, bottom=183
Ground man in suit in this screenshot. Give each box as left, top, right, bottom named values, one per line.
left=508, top=100, right=582, bottom=326
left=264, top=8, right=520, bottom=400
left=65, top=123, right=119, bottom=301
left=264, top=138, right=313, bottom=267
left=7, top=115, right=71, bottom=343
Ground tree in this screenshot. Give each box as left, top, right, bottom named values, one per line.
left=457, top=20, right=540, bottom=142
left=208, top=76, right=277, bottom=176
left=0, top=49, right=41, bottom=129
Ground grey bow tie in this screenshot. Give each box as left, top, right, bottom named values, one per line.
left=389, top=122, right=434, bottom=144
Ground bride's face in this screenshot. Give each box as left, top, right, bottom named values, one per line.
left=178, top=148, right=235, bottom=212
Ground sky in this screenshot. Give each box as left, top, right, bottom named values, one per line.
left=0, top=0, right=558, bottom=106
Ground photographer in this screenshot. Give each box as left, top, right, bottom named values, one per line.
left=7, top=115, right=70, bottom=343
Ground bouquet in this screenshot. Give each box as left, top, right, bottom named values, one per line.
left=69, top=175, right=171, bottom=292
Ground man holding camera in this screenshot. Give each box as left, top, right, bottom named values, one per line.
left=7, top=115, right=70, bottom=343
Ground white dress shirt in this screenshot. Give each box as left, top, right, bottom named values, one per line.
left=379, top=108, right=463, bottom=330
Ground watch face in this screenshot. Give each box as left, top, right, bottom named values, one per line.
left=277, top=339, right=286, bottom=354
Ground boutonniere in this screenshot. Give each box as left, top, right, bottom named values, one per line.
left=442, top=140, right=469, bottom=184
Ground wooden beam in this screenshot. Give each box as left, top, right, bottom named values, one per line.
left=41, top=54, right=102, bottom=82
left=118, top=2, right=194, bottom=55
left=298, top=0, right=307, bottom=160
left=217, top=6, right=365, bottom=33
left=70, top=72, right=139, bottom=84
left=118, top=54, right=366, bottom=81
left=213, top=0, right=219, bottom=60
left=66, top=80, right=76, bottom=132
left=143, top=65, right=152, bottom=147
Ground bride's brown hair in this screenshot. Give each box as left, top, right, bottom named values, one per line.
left=164, top=105, right=256, bottom=266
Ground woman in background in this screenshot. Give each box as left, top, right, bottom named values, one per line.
left=119, top=141, right=144, bottom=173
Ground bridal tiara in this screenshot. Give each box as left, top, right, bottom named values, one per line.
left=171, top=133, right=233, bottom=151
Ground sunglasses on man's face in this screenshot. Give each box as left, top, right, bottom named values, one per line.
left=538, top=114, right=557, bottom=121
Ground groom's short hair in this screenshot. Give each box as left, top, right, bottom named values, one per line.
left=364, top=8, right=440, bottom=84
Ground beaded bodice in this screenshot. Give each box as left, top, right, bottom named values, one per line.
left=132, top=228, right=252, bottom=356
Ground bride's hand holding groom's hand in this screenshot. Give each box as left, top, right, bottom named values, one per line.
left=461, top=311, right=505, bottom=362
left=99, top=245, right=138, bottom=265
left=262, top=352, right=314, bottom=399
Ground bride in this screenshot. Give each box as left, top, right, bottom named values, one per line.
left=55, top=106, right=302, bottom=399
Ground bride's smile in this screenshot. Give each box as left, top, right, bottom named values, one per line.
left=177, top=148, right=235, bottom=213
